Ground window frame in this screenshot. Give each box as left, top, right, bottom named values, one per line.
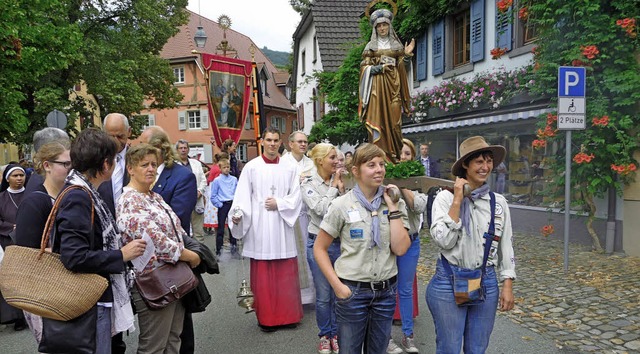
left=452, top=9, right=471, bottom=68
left=173, top=66, right=185, bottom=84
left=187, top=110, right=201, bottom=129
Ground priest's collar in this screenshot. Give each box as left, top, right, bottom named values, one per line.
left=262, top=155, right=280, bottom=164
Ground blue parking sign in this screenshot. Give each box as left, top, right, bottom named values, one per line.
left=558, top=67, right=586, bottom=97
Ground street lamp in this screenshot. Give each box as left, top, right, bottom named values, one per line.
left=193, top=0, right=207, bottom=48
left=194, top=25, right=207, bottom=48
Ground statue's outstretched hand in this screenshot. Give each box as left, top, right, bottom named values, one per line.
left=405, top=38, right=416, bottom=55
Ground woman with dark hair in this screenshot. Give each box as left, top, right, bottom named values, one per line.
left=52, top=128, right=146, bottom=353
left=427, top=136, right=516, bottom=353
left=15, top=139, right=71, bottom=341
left=0, top=163, right=27, bottom=330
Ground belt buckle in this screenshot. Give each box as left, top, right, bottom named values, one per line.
left=371, top=281, right=386, bottom=291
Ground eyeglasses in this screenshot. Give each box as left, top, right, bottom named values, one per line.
left=49, top=160, right=72, bottom=169
left=295, top=140, right=308, bottom=144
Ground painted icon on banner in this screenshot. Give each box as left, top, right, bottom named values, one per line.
left=209, top=72, right=245, bottom=129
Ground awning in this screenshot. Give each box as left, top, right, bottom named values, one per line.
left=402, top=107, right=553, bottom=134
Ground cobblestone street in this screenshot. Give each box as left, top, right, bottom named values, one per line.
left=418, top=230, right=640, bottom=354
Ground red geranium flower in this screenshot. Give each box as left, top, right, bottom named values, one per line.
left=518, top=7, right=529, bottom=20
left=580, top=45, right=600, bottom=60
left=497, top=0, right=513, bottom=13
left=490, top=47, right=508, bottom=59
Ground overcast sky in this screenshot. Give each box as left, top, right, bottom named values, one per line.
left=187, top=0, right=302, bottom=53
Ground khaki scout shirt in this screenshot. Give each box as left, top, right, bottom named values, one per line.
left=301, top=172, right=340, bottom=235
left=320, top=190, right=410, bottom=282
left=430, top=190, right=517, bottom=282
left=406, top=190, right=428, bottom=235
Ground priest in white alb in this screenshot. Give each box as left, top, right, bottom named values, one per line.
left=281, top=130, right=316, bottom=305
left=230, top=127, right=303, bottom=331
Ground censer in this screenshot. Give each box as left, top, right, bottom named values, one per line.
left=236, top=279, right=254, bottom=313
left=234, top=226, right=254, bottom=313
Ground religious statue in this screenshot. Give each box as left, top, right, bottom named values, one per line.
left=359, top=3, right=414, bottom=163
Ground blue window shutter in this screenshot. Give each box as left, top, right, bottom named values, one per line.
left=495, top=4, right=512, bottom=50
left=432, top=19, right=445, bottom=76
left=416, top=33, right=427, bottom=81
left=471, top=0, right=485, bottom=62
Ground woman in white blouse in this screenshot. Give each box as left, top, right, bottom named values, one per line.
left=427, top=136, right=516, bottom=354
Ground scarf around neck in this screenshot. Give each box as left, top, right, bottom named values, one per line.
left=353, top=183, right=385, bottom=249
left=460, top=183, right=491, bottom=236
left=65, top=170, right=135, bottom=335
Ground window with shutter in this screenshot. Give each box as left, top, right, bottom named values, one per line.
left=432, top=20, right=445, bottom=76
left=470, top=0, right=485, bottom=63
left=178, top=111, right=186, bottom=131
left=416, top=33, right=427, bottom=81
left=200, top=109, right=209, bottom=129
left=495, top=4, right=512, bottom=50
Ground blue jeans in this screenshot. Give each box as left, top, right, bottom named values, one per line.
left=396, top=234, right=420, bottom=336
left=426, top=259, right=500, bottom=354
left=335, top=280, right=397, bottom=354
left=307, top=234, right=341, bottom=337
left=96, top=305, right=112, bottom=354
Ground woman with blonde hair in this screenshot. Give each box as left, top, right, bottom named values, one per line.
left=314, top=143, right=411, bottom=354
left=15, top=140, right=71, bottom=341
left=301, top=143, right=344, bottom=353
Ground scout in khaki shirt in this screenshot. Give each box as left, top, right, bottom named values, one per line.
left=314, top=143, right=410, bottom=354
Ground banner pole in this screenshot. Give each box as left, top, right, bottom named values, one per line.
left=252, top=61, right=262, bottom=156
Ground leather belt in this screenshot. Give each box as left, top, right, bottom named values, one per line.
left=339, top=275, right=397, bottom=291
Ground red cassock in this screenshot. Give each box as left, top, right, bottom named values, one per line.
left=250, top=258, right=303, bottom=326
left=393, top=274, right=419, bottom=320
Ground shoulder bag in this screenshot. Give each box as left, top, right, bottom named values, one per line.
left=134, top=203, right=199, bottom=310
left=441, top=192, right=499, bottom=306
left=0, top=185, right=108, bottom=321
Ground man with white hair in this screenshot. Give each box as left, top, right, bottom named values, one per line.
left=281, top=131, right=316, bottom=305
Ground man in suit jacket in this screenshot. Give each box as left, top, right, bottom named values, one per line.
left=97, top=113, right=131, bottom=354
left=139, top=127, right=197, bottom=235
left=176, top=139, right=208, bottom=242
left=139, top=126, right=199, bottom=354
left=99, top=113, right=131, bottom=216
left=418, top=142, right=440, bottom=178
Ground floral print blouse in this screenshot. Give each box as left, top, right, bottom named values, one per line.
left=117, top=187, right=185, bottom=275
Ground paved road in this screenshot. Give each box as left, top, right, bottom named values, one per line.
left=0, top=234, right=574, bottom=353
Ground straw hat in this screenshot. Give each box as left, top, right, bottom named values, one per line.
left=451, top=136, right=506, bottom=177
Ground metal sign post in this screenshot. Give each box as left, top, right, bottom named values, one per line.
left=557, top=66, right=586, bottom=272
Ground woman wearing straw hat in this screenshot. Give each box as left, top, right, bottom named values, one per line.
left=426, top=136, right=516, bottom=354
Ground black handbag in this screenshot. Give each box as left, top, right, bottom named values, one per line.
left=182, top=273, right=211, bottom=313
left=39, top=305, right=97, bottom=354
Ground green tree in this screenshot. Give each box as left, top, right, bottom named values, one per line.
left=0, top=0, right=189, bottom=146
left=522, top=0, right=640, bottom=251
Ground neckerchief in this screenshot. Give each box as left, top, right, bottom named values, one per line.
left=460, top=183, right=490, bottom=236
left=352, top=183, right=385, bottom=248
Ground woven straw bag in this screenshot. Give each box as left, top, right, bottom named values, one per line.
left=0, top=185, right=109, bottom=321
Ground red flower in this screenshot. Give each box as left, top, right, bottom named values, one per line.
left=580, top=45, right=600, bottom=60
left=537, top=125, right=557, bottom=139
left=616, top=18, right=637, bottom=38
left=491, top=47, right=508, bottom=59
left=532, top=139, right=547, bottom=149
left=592, top=115, right=609, bottom=127
left=611, top=163, right=638, bottom=175
left=497, top=0, right=513, bottom=13
left=573, top=152, right=595, bottom=164
left=518, top=7, right=529, bottom=20
left=571, top=59, right=591, bottom=67
left=546, top=113, right=558, bottom=126
left=541, top=224, right=555, bottom=237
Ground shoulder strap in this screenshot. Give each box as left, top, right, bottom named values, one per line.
left=480, top=192, right=497, bottom=274
left=40, top=185, right=94, bottom=256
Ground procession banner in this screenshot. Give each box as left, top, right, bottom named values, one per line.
left=201, top=53, right=253, bottom=146
left=251, top=62, right=267, bottom=151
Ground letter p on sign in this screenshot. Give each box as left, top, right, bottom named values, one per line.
left=558, top=67, right=586, bottom=97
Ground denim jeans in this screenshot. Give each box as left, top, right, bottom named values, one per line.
left=216, top=201, right=235, bottom=253
left=96, top=305, right=112, bottom=354
left=426, top=259, right=499, bottom=354
left=396, top=234, right=420, bottom=336
left=335, top=280, right=397, bottom=354
left=307, top=234, right=341, bottom=337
